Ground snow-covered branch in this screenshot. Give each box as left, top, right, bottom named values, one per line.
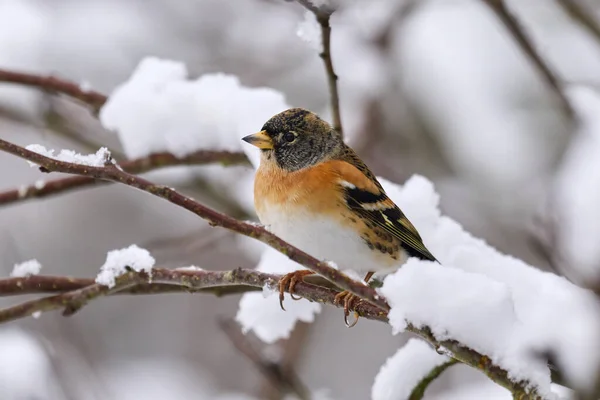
left=0, top=137, right=385, bottom=309
left=0, top=148, right=249, bottom=207
left=0, top=271, right=262, bottom=297
left=0, top=266, right=552, bottom=399
left=0, top=268, right=286, bottom=324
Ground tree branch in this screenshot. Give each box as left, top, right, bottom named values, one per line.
left=0, top=68, right=107, bottom=111
left=481, top=0, right=575, bottom=119
left=409, top=360, right=458, bottom=400
left=295, top=1, right=343, bottom=136
left=0, top=267, right=547, bottom=399
left=0, top=273, right=260, bottom=297
left=0, top=138, right=385, bottom=311
left=0, top=149, right=250, bottom=207
left=556, top=0, right=600, bottom=45
left=219, top=318, right=310, bottom=400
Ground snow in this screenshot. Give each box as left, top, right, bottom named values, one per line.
left=25, top=144, right=112, bottom=167
left=371, top=338, right=450, bottom=400
left=10, top=259, right=42, bottom=277
left=236, top=247, right=321, bottom=343
left=297, top=11, right=321, bottom=51
left=0, top=328, right=57, bottom=399
left=376, top=175, right=600, bottom=397
left=99, top=57, right=290, bottom=162
left=383, top=261, right=517, bottom=349
left=555, top=87, right=600, bottom=282
left=95, top=244, right=155, bottom=288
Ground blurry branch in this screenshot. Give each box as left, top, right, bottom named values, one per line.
left=0, top=268, right=548, bottom=399
left=556, top=0, right=600, bottom=44
left=0, top=138, right=385, bottom=310
left=261, top=322, right=312, bottom=399
left=219, top=318, right=310, bottom=400
left=409, top=360, right=458, bottom=400
left=481, top=0, right=575, bottom=119
left=0, top=149, right=250, bottom=207
left=295, top=0, right=343, bottom=136
left=0, top=68, right=107, bottom=112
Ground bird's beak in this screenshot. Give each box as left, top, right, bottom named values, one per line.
left=242, top=130, right=273, bottom=150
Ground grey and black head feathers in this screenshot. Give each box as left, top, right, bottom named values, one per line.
left=261, top=108, right=343, bottom=171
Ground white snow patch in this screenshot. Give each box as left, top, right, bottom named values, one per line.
left=25, top=144, right=111, bottom=167
left=372, top=338, right=450, bottom=400
left=10, top=259, right=42, bottom=277
left=296, top=11, right=321, bottom=51
left=100, top=57, right=289, bottom=165
left=236, top=248, right=321, bottom=343
left=0, top=329, right=56, bottom=398
left=375, top=175, right=600, bottom=398
left=95, top=245, right=155, bottom=288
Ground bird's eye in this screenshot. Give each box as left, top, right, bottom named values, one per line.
left=284, top=132, right=296, bottom=143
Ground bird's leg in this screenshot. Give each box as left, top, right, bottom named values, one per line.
left=333, top=271, right=374, bottom=328
left=278, top=270, right=315, bottom=310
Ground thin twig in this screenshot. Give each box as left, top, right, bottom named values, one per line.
left=0, top=138, right=385, bottom=310
left=481, top=0, right=575, bottom=119
left=0, top=68, right=107, bottom=111
left=219, top=318, right=310, bottom=400
left=295, top=0, right=343, bottom=136
left=0, top=149, right=250, bottom=207
left=556, top=0, right=600, bottom=45
left=408, top=360, right=458, bottom=400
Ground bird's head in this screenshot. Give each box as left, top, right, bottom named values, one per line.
left=242, top=108, right=343, bottom=171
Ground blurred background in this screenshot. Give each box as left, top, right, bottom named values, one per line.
left=1, top=0, right=599, bottom=398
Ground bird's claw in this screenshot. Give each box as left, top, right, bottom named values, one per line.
left=334, top=291, right=361, bottom=328
left=278, top=270, right=315, bottom=311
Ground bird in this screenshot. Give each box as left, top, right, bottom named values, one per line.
left=242, top=108, right=437, bottom=327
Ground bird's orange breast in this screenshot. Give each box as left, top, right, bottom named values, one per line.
left=254, top=159, right=343, bottom=217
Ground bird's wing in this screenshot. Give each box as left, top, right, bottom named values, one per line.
left=329, top=150, right=437, bottom=262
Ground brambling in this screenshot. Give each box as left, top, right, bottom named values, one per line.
left=242, top=108, right=437, bottom=327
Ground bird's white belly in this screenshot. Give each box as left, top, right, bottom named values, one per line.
left=258, top=204, right=399, bottom=275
